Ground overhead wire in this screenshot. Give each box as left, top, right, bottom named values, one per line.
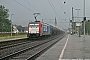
left=56, top=0, right=65, bottom=13
left=48, top=0, right=66, bottom=28
left=13, top=0, right=67, bottom=28
left=23, top=0, right=49, bottom=20
left=13, top=0, right=50, bottom=22
left=56, top=0, right=70, bottom=16
left=48, top=0, right=60, bottom=20
left=13, top=0, right=61, bottom=20
left=13, top=0, right=34, bottom=12
left=56, top=0, right=70, bottom=28
left=54, top=0, right=69, bottom=29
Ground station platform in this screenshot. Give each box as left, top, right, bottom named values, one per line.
left=0, top=37, right=27, bottom=42
left=36, top=34, right=90, bottom=60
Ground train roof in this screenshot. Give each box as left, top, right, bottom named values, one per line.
left=29, top=21, right=42, bottom=24
left=30, top=22, right=39, bottom=24
left=34, top=21, right=40, bottom=22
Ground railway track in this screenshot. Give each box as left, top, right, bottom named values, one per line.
left=0, top=38, right=27, bottom=47
left=0, top=40, right=31, bottom=50
left=0, top=34, right=65, bottom=60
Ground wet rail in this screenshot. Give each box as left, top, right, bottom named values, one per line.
left=0, top=40, right=31, bottom=50
left=0, top=34, right=65, bottom=60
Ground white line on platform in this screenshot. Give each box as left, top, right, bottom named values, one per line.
left=58, top=34, right=69, bottom=60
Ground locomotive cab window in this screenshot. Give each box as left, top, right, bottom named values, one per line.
left=30, top=24, right=39, bottom=28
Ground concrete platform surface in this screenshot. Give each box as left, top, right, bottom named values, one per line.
left=36, top=34, right=90, bottom=60
left=0, top=37, right=27, bottom=42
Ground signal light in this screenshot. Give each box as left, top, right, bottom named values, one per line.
left=70, top=20, right=72, bottom=22
left=84, top=17, right=86, bottom=21
left=82, top=21, right=83, bottom=23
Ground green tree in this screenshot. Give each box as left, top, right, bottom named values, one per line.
left=0, top=5, right=11, bottom=32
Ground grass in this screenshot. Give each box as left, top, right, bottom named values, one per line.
left=0, top=35, right=27, bottom=40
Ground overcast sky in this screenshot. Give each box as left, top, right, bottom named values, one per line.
left=1, top=0, right=90, bottom=30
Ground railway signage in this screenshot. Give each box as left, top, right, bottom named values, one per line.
left=76, top=22, right=82, bottom=27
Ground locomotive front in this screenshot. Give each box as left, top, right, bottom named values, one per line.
left=27, top=21, right=43, bottom=38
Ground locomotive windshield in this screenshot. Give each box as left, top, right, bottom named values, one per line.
left=30, top=24, right=39, bottom=28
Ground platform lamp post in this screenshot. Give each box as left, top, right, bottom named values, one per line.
left=11, top=14, right=14, bottom=37
left=75, top=9, right=81, bottom=21
left=69, top=19, right=72, bottom=34
left=83, top=0, right=86, bottom=41
left=72, top=7, right=74, bottom=35
left=75, top=9, right=81, bottom=37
